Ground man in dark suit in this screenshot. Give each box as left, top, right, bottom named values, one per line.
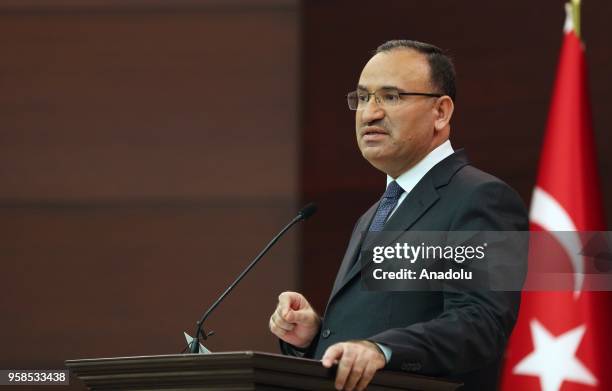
left=269, top=40, right=528, bottom=391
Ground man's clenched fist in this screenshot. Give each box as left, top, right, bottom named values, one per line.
left=269, top=291, right=321, bottom=348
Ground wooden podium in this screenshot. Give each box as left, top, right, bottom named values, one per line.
left=66, top=351, right=462, bottom=390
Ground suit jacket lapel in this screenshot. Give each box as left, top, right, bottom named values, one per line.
left=338, top=175, right=440, bottom=289
left=327, top=149, right=470, bottom=304
left=328, top=202, right=378, bottom=301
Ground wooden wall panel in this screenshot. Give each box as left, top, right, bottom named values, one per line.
left=0, top=1, right=299, bottom=386
left=0, top=204, right=298, bottom=358
left=300, top=0, right=612, bottom=312
left=0, top=3, right=297, bottom=200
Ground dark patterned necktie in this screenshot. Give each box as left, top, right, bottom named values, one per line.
left=346, top=181, right=405, bottom=276
left=369, top=181, right=404, bottom=232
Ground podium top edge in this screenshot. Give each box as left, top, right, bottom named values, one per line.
left=65, top=351, right=319, bottom=366
left=65, top=351, right=462, bottom=391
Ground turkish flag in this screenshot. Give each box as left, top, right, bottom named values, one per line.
left=499, top=6, right=611, bottom=391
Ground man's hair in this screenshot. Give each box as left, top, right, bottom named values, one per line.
left=375, top=40, right=456, bottom=101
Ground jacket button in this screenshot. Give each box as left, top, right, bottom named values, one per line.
left=401, top=362, right=422, bottom=372
left=321, top=329, right=331, bottom=338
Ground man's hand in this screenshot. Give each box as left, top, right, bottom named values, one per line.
left=269, top=291, right=321, bottom=348
left=322, top=340, right=386, bottom=391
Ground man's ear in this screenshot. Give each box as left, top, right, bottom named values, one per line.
left=434, top=96, right=454, bottom=131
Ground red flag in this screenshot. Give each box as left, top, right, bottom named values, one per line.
left=500, top=2, right=611, bottom=391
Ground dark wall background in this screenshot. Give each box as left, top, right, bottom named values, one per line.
left=0, top=0, right=610, bottom=389
left=300, top=0, right=612, bottom=312
left=0, top=1, right=299, bottom=389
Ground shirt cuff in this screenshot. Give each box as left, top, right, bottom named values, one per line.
left=374, top=342, right=392, bottom=364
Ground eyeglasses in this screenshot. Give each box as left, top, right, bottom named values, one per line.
left=346, top=89, right=443, bottom=110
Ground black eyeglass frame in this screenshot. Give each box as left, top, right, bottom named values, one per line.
left=346, top=90, right=444, bottom=110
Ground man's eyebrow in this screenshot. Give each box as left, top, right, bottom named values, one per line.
left=356, top=85, right=400, bottom=91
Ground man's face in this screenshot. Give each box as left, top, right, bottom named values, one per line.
left=356, top=49, right=441, bottom=178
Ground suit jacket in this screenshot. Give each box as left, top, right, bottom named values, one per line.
left=282, top=150, right=528, bottom=390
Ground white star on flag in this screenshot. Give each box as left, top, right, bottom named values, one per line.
left=513, top=319, right=597, bottom=391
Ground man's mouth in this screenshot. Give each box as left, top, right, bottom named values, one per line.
left=361, top=127, right=389, bottom=141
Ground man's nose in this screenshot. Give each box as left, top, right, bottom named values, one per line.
left=359, top=98, right=385, bottom=123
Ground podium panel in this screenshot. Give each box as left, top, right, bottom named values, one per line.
left=66, top=351, right=462, bottom=390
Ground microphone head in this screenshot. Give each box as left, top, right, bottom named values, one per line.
left=298, top=202, right=318, bottom=220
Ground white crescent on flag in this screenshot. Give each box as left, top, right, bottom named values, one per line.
left=529, top=186, right=584, bottom=297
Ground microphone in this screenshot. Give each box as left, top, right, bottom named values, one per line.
left=187, top=202, right=318, bottom=353
left=298, top=202, right=318, bottom=220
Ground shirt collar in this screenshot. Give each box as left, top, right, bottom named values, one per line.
left=386, top=140, right=454, bottom=194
